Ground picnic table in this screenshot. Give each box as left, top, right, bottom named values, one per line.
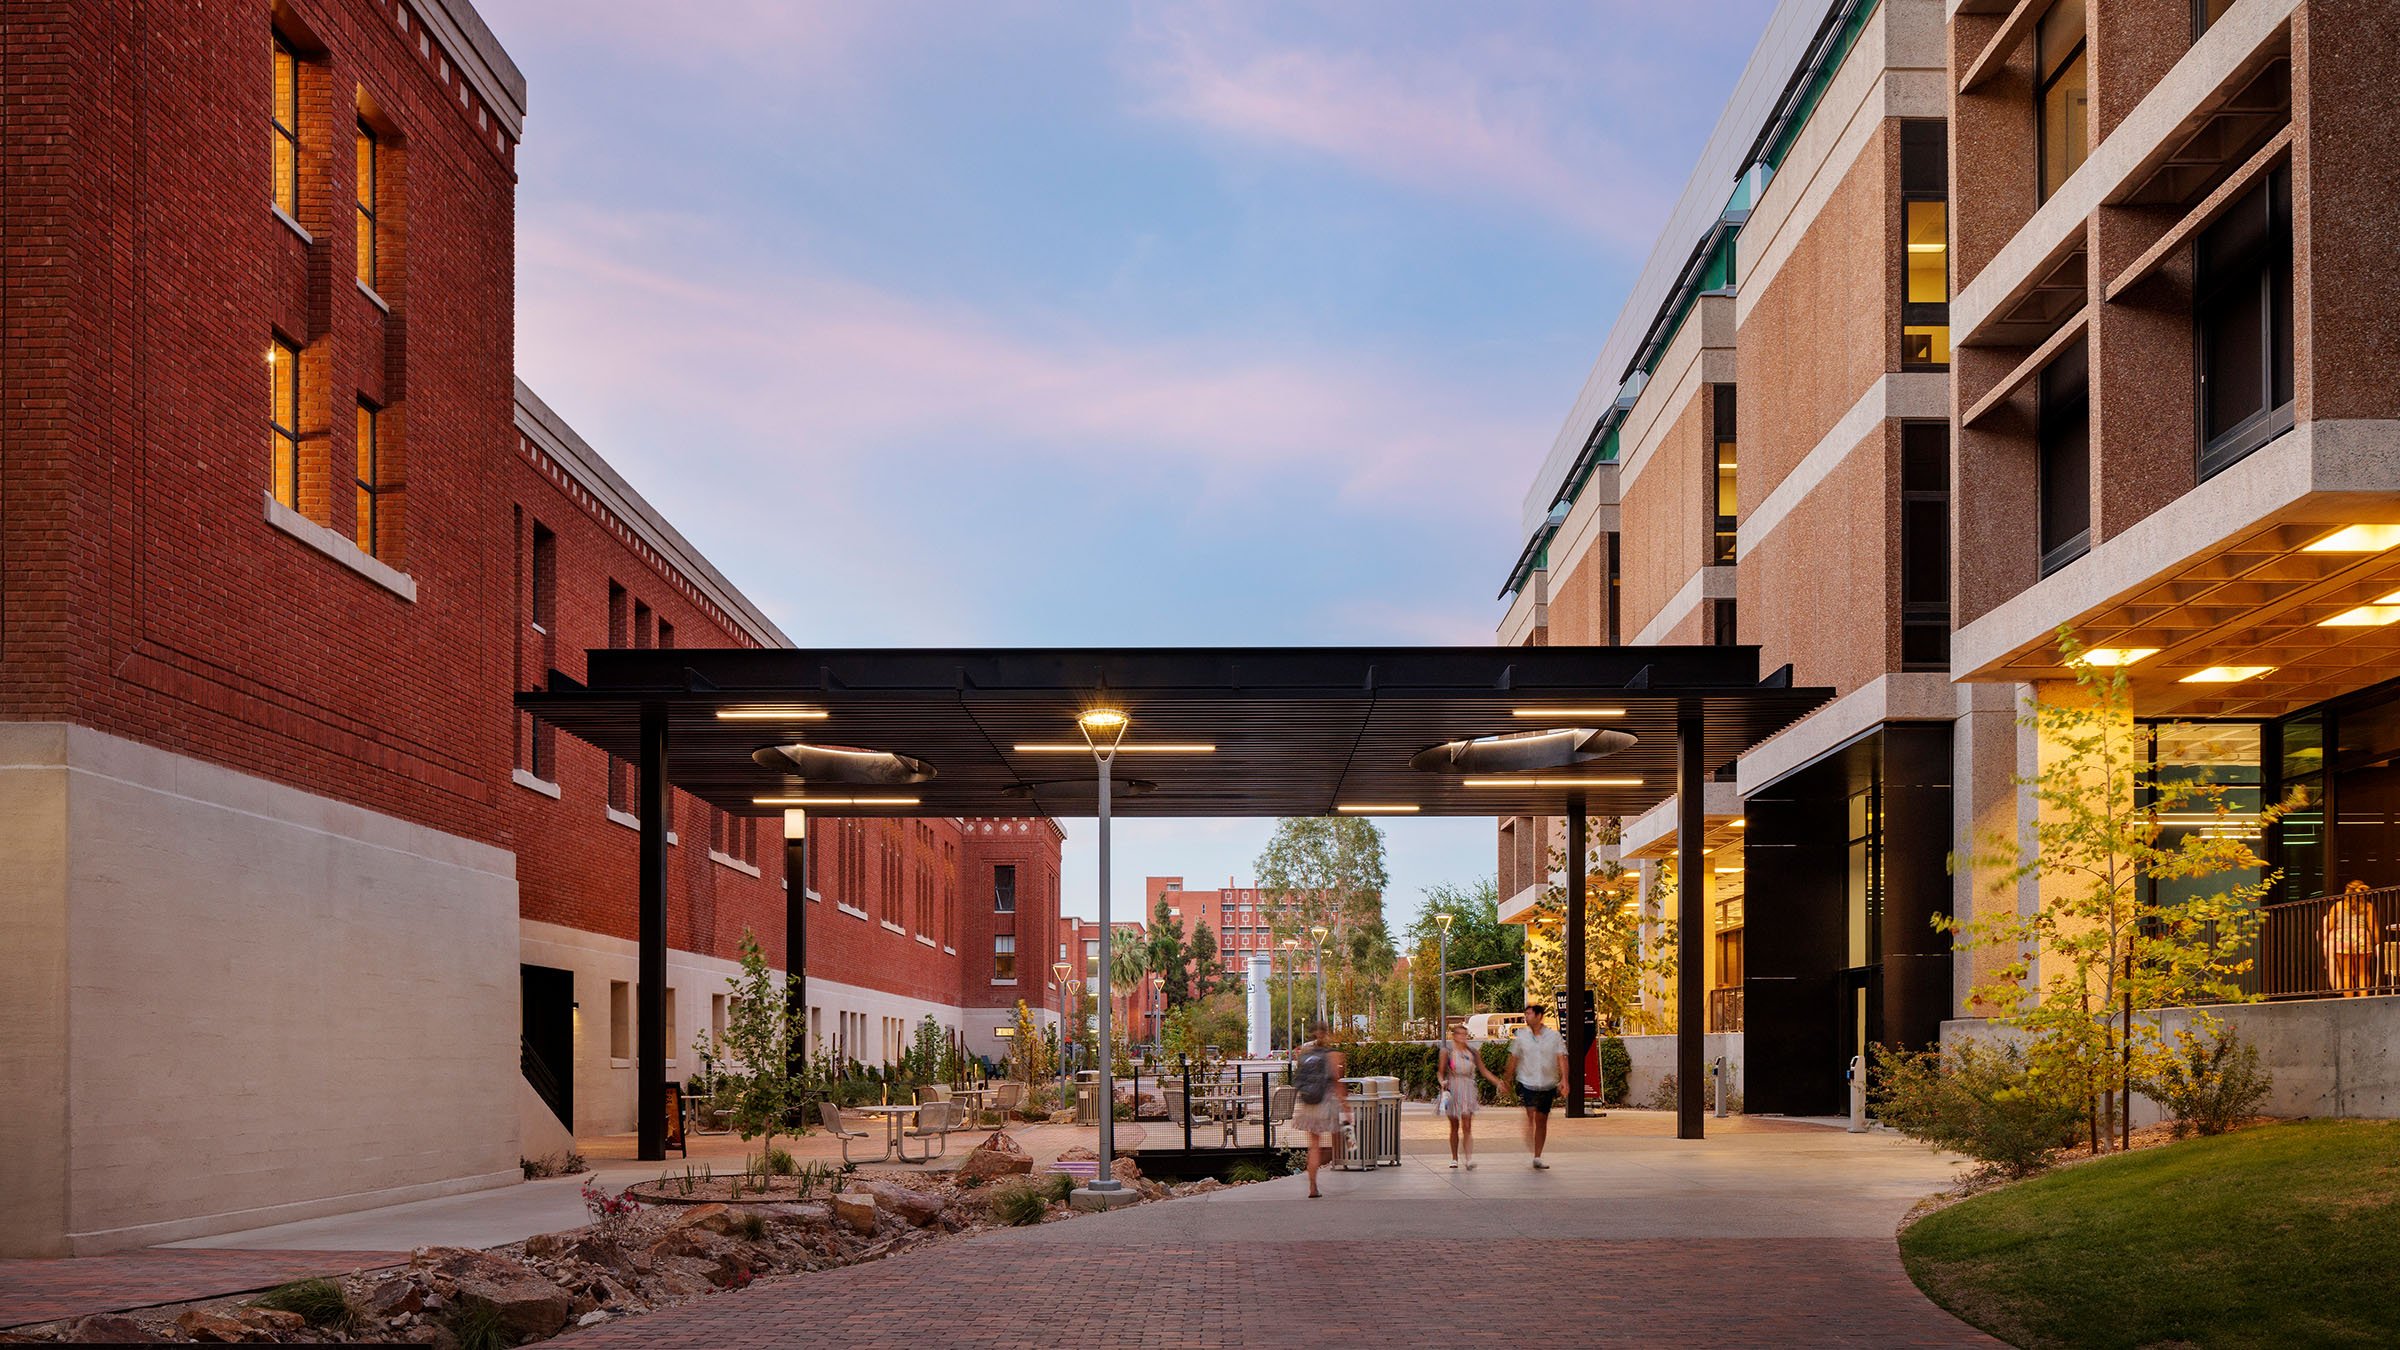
left=853, top=1103, right=923, bottom=1162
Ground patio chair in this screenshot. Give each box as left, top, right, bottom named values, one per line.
left=1168, top=1086, right=1236, bottom=1147
left=899, top=1102, right=950, bottom=1162
left=993, top=1082, right=1023, bottom=1118
left=1267, top=1084, right=1297, bottom=1141
left=943, top=1094, right=981, bottom=1134
left=818, top=1101, right=878, bottom=1165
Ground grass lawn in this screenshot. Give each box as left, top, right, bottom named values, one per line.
left=1901, top=1119, right=2400, bottom=1348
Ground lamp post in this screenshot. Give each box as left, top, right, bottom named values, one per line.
left=1281, top=938, right=1299, bottom=1052
left=1053, top=960, right=1073, bottom=1118
left=1310, top=924, right=1329, bottom=1027
left=1435, top=910, right=1454, bottom=1041
left=1078, top=707, right=1130, bottom=1201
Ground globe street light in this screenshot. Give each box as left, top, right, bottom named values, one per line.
left=1078, top=707, right=1130, bottom=1200
left=1310, top=924, right=1329, bottom=1026
left=1435, top=910, right=1454, bottom=1041
left=1053, top=960, right=1074, bottom=1117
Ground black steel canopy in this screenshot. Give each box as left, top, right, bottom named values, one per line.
left=519, top=643, right=1831, bottom=820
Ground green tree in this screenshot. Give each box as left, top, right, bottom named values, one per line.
left=1108, top=937, right=1150, bottom=1046
left=1256, top=816, right=1390, bottom=1022
left=1147, top=897, right=1194, bottom=1010
left=717, top=931, right=801, bottom=1162
left=1009, top=1000, right=1051, bottom=1086
left=1522, top=822, right=1661, bottom=1030
left=1404, top=878, right=1524, bottom=1025
left=1189, top=920, right=1225, bottom=999
left=1948, top=630, right=2280, bottom=1152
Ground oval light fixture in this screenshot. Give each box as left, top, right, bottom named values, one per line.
left=1410, top=726, right=1637, bottom=775
left=752, top=742, right=937, bottom=785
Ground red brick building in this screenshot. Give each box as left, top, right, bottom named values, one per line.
left=0, top=0, right=1057, bottom=1256
left=1146, top=876, right=1323, bottom=987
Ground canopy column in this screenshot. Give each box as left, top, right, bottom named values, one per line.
left=1565, top=793, right=1589, bottom=1116
left=784, top=809, right=809, bottom=1083
left=637, top=701, right=670, bottom=1162
left=1676, top=699, right=1706, bottom=1140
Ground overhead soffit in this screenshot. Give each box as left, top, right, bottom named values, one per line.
left=520, top=646, right=1832, bottom=821
left=1969, top=501, right=2400, bottom=718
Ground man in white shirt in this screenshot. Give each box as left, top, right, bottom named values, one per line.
left=1502, top=1002, right=1569, bottom=1169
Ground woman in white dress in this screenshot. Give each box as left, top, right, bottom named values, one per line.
left=1439, top=1023, right=1502, bottom=1169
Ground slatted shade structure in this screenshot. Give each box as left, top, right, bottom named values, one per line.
left=518, top=642, right=1831, bottom=1162
left=519, top=644, right=1829, bottom=821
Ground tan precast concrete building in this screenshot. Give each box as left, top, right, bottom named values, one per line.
left=1939, top=0, right=2400, bottom=1116
left=1499, top=0, right=1966, bottom=1113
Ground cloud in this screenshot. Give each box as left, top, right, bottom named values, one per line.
left=515, top=207, right=1547, bottom=524
left=1125, top=6, right=1677, bottom=250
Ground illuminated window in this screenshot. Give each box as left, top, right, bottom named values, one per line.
left=2036, top=0, right=2089, bottom=201
left=271, top=34, right=299, bottom=217
left=268, top=335, right=300, bottom=508
left=994, top=935, right=1017, bottom=981
left=1712, top=385, right=1737, bottom=563
left=1900, top=121, right=1950, bottom=368
left=353, top=400, right=389, bottom=558
left=355, top=120, right=380, bottom=290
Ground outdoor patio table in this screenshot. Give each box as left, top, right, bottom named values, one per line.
left=853, top=1104, right=921, bottom=1161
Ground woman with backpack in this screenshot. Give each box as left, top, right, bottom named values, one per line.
left=1440, top=1022, right=1503, bottom=1169
left=1289, top=1022, right=1347, bottom=1198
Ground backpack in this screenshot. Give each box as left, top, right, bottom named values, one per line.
left=1295, top=1046, right=1333, bottom=1105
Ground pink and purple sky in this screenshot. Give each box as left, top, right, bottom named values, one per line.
left=482, top=0, right=1774, bottom=931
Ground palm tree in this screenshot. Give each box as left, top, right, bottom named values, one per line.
left=1108, top=940, right=1149, bottom=1046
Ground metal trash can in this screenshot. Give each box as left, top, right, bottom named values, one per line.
left=1367, top=1075, right=1402, bottom=1165
left=1335, top=1077, right=1375, bottom=1171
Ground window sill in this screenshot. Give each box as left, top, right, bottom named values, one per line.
left=943, top=946, right=956, bottom=956
left=838, top=902, right=870, bottom=921
left=881, top=921, right=906, bottom=935
left=610, top=1057, right=630, bottom=1069
left=271, top=203, right=313, bottom=244
left=511, top=769, right=561, bottom=799
left=916, top=934, right=938, bottom=948
left=990, top=979, right=1018, bottom=987
left=604, top=807, right=676, bottom=845
left=709, top=849, right=761, bottom=878
left=355, top=278, right=391, bottom=313
left=263, top=491, right=416, bottom=601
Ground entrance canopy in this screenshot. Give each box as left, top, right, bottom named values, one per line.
left=519, top=644, right=1831, bottom=821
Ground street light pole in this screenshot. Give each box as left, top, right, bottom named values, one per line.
left=1311, top=924, right=1329, bottom=1027
left=1053, top=960, right=1073, bottom=1120
left=1077, top=708, right=1130, bottom=1201
left=1281, top=938, right=1298, bottom=1052
left=1435, top=911, right=1454, bottom=1042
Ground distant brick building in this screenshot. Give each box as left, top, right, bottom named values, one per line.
left=0, top=0, right=1056, bottom=1257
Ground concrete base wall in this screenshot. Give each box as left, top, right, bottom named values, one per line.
left=0, top=724, right=522, bottom=1256
left=1619, top=1032, right=1744, bottom=1107
left=1943, top=995, right=2400, bottom=1122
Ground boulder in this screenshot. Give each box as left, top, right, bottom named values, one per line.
left=366, top=1275, right=427, bottom=1317
left=854, top=1180, right=943, bottom=1228
left=579, top=1309, right=611, bottom=1328
left=450, top=1270, right=573, bottom=1341
left=171, top=1308, right=255, bottom=1342
left=669, top=1202, right=736, bottom=1235
left=65, top=1315, right=162, bottom=1344
left=756, top=1201, right=829, bottom=1228
left=832, top=1189, right=879, bottom=1235
left=646, top=1228, right=749, bottom=1287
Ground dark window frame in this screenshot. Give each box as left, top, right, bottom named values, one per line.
left=994, top=864, right=1017, bottom=913
left=2037, top=338, right=2092, bottom=576
left=1899, top=421, right=1952, bottom=671
left=353, top=400, right=387, bottom=558
left=1711, top=385, right=1738, bottom=564
left=2034, top=0, right=2089, bottom=203
left=271, top=33, right=300, bottom=217
left=269, top=334, right=301, bottom=508
left=2195, top=166, right=2295, bottom=481
left=355, top=118, right=380, bottom=290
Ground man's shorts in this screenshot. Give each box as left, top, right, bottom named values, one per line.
left=1516, top=1083, right=1558, bottom=1113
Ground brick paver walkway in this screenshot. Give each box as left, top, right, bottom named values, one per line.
left=563, top=1111, right=1996, bottom=1347
left=0, top=1248, right=402, bottom=1329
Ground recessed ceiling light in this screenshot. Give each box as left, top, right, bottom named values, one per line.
left=715, top=707, right=830, bottom=721
left=2178, top=666, right=2275, bottom=684
left=1730, top=818, right=1747, bottom=829
left=1460, top=777, right=1643, bottom=788
left=1713, top=866, right=1745, bottom=874
left=1014, top=743, right=1216, bottom=753
left=2321, top=606, right=2400, bottom=628
left=1511, top=708, right=1627, bottom=718
left=751, top=795, right=919, bottom=807
left=2074, top=647, right=2159, bottom=667
left=2302, top=524, right=2400, bottom=553
left=1336, top=804, right=1419, bottom=814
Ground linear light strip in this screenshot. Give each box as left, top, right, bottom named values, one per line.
left=1336, top=804, right=1419, bottom=814
left=715, top=708, right=831, bottom=720
left=1012, top=743, right=1217, bottom=753
left=1459, top=777, right=1643, bottom=788
left=1511, top=708, right=1627, bottom=718
left=752, top=796, right=920, bottom=807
